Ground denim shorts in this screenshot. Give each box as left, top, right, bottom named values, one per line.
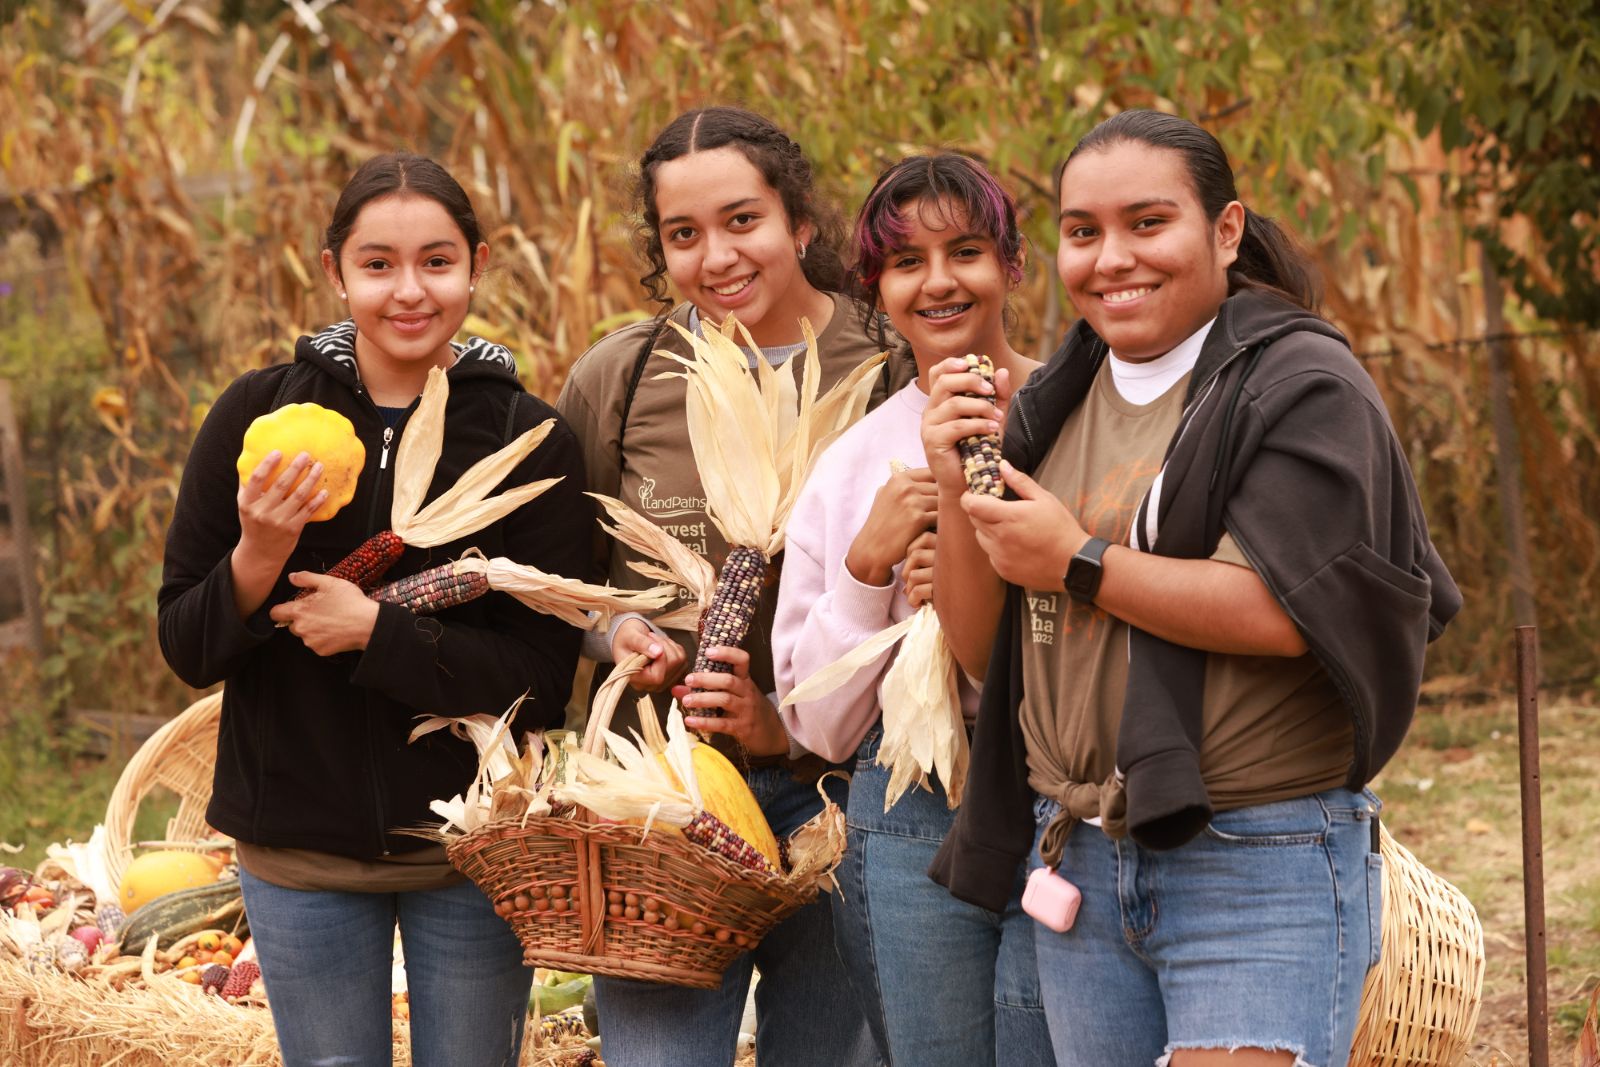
left=1029, top=787, right=1383, bottom=1067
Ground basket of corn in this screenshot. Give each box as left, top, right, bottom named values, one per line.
left=426, top=653, right=846, bottom=990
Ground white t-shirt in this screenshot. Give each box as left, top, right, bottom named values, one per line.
left=1108, top=318, right=1216, bottom=405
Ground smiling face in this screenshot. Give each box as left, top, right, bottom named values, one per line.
left=321, top=193, right=487, bottom=394
left=874, top=197, right=1015, bottom=374
left=1056, top=142, right=1242, bottom=362
left=652, top=146, right=823, bottom=346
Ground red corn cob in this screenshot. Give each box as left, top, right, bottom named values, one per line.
left=220, top=960, right=260, bottom=1000
left=369, top=561, right=490, bottom=614
left=293, top=530, right=405, bottom=600
left=957, top=355, right=1003, bottom=497
left=682, top=810, right=778, bottom=874
left=690, top=545, right=769, bottom=707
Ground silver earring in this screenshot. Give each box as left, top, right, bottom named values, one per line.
left=797, top=243, right=808, bottom=261
left=469, top=285, right=475, bottom=293
left=339, top=291, right=347, bottom=300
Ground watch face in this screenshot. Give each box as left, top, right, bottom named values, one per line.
left=1067, top=539, right=1106, bottom=603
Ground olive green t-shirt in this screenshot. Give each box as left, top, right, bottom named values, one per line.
left=556, top=294, right=910, bottom=745
left=1018, top=359, right=1351, bottom=824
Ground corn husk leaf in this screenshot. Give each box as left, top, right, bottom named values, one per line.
left=389, top=367, right=563, bottom=548
left=588, top=492, right=716, bottom=630
left=41, top=825, right=118, bottom=905
left=780, top=613, right=917, bottom=708
left=785, top=774, right=849, bottom=893
left=412, top=697, right=560, bottom=835
left=653, top=317, right=887, bottom=557
left=878, top=606, right=968, bottom=810
left=484, top=556, right=677, bottom=629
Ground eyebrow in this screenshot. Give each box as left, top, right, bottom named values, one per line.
left=353, top=240, right=460, bottom=254
left=892, top=231, right=989, bottom=253
left=660, top=197, right=762, bottom=227
left=1058, top=197, right=1181, bottom=222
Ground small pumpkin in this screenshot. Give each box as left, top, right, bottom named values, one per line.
left=117, top=850, right=223, bottom=914
left=236, top=403, right=365, bottom=522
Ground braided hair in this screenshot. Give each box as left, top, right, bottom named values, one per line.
left=632, top=107, right=846, bottom=306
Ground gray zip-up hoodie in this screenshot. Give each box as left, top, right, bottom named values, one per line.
left=929, top=288, right=1461, bottom=912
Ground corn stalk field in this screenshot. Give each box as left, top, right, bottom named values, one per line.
left=2, top=0, right=1599, bottom=1062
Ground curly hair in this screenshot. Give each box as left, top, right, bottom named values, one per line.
left=632, top=107, right=845, bottom=307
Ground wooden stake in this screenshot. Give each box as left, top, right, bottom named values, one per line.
left=1516, top=624, right=1548, bottom=1067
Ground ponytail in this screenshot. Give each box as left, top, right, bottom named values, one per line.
left=1229, top=207, right=1322, bottom=312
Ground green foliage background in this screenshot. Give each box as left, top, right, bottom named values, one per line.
left=0, top=0, right=1597, bottom=718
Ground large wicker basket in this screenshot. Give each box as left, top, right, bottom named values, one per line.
left=0, top=692, right=577, bottom=1067
left=446, top=662, right=844, bottom=990
left=1350, top=824, right=1485, bottom=1067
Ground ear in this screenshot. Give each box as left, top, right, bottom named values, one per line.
left=1010, top=238, right=1028, bottom=290
left=471, top=241, right=490, bottom=283
left=792, top=216, right=816, bottom=251
left=1215, top=200, right=1245, bottom=271
left=320, top=248, right=343, bottom=296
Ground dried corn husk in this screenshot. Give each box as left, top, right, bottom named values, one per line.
left=588, top=492, right=717, bottom=631
left=782, top=605, right=968, bottom=811
left=388, top=366, right=563, bottom=548
left=416, top=549, right=677, bottom=629
left=651, top=316, right=885, bottom=558
left=410, top=700, right=573, bottom=836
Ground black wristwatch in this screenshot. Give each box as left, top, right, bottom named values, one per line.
left=1064, top=536, right=1111, bottom=604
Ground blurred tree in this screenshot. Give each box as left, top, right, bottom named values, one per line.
left=1388, top=0, right=1600, bottom=325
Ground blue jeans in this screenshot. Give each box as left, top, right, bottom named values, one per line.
left=238, top=867, right=532, bottom=1067
left=834, top=728, right=1053, bottom=1067
left=1029, top=787, right=1384, bottom=1067
left=593, top=766, right=877, bottom=1067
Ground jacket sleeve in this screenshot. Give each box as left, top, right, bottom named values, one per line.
left=350, top=413, right=592, bottom=730
left=157, top=372, right=277, bottom=688
left=772, top=484, right=901, bottom=763
left=1224, top=354, right=1463, bottom=782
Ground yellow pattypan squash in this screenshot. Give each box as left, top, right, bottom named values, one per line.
left=235, top=403, right=365, bottom=522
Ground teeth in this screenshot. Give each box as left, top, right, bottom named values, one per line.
left=918, top=303, right=971, bottom=320
left=1103, top=288, right=1153, bottom=304
left=711, top=277, right=753, bottom=296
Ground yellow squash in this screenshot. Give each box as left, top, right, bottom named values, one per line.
left=236, top=403, right=365, bottom=522
left=657, top=743, right=781, bottom=869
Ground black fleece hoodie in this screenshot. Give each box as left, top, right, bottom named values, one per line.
left=929, top=289, right=1461, bottom=912
left=158, top=325, right=591, bottom=858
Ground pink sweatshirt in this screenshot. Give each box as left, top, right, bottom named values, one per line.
left=773, top=383, right=979, bottom=762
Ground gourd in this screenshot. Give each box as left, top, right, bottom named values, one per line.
left=117, top=878, right=249, bottom=953
left=117, top=849, right=223, bottom=913
left=236, top=402, right=365, bottom=522
left=660, top=744, right=781, bottom=870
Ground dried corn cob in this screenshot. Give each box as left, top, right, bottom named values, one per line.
left=220, top=960, right=260, bottom=1000
left=691, top=545, right=769, bottom=699
left=538, top=1010, right=587, bottom=1040
left=294, top=529, right=405, bottom=599
left=682, top=810, right=778, bottom=874
left=200, top=963, right=231, bottom=994
left=369, top=561, right=490, bottom=614
left=957, top=354, right=1003, bottom=497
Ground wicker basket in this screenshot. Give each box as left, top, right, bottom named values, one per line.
left=445, top=662, right=844, bottom=990
left=1349, top=824, right=1485, bottom=1067
left=0, top=692, right=578, bottom=1067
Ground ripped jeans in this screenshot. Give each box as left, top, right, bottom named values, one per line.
left=1029, top=787, right=1383, bottom=1067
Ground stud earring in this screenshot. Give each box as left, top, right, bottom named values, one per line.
left=339, top=291, right=347, bottom=300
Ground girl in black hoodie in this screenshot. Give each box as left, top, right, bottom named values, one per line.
left=158, top=153, right=590, bottom=1067
left=922, top=112, right=1458, bottom=1067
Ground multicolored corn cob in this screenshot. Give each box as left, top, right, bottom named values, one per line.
left=293, top=529, right=405, bottom=599
left=200, top=963, right=231, bottom=994
left=220, top=960, right=260, bottom=1000
left=369, top=561, right=490, bottom=614
left=690, top=545, right=769, bottom=703
left=957, top=354, right=1003, bottom=497
left=682, top=810, right=778, bottom=874
left=538, top=1010, right=588, bottom=1040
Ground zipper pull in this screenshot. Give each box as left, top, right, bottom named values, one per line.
left=379, top=426, right=394, bottom=470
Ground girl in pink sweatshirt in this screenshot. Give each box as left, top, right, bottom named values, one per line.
left=772, top=154, right=1053, bottom=1067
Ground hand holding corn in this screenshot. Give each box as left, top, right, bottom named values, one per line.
left=903, top=530, right=937, bottom=609
left=920, top=356, right=1012, bottom=497
left=676, top=645, right=790, bottom=758
left=269, top=571, right=381, bottom=655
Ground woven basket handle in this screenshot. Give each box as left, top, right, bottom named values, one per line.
left=582, top=653, right=650, bottom=756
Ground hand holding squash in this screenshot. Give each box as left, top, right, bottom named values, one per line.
left=235, top=403, right=365, bottom=524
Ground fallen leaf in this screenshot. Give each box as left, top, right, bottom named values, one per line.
left=1465, top=818, right=1493, bottom=834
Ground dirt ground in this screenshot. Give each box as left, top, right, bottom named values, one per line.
left=1375, top=689, right=1600, bottom=1065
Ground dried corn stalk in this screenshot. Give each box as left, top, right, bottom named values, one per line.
left=645, top=316, right=885, bottom=697
left=782, top=605, right=968, bottom=810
